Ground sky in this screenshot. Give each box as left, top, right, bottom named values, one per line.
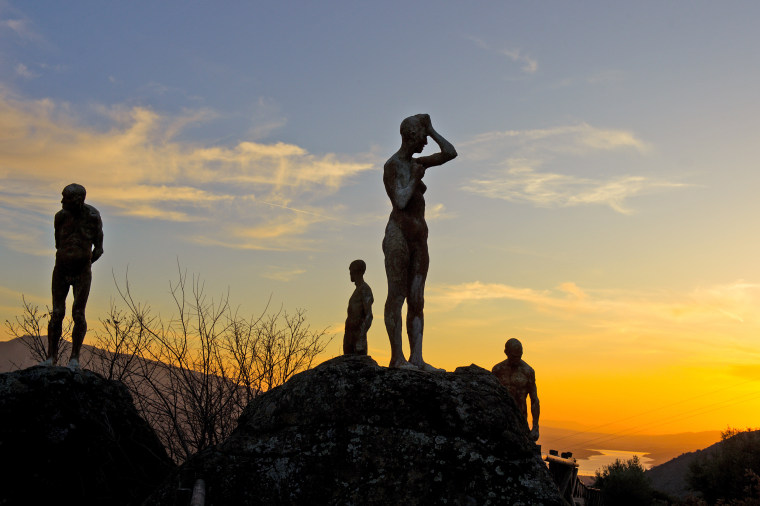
left=2, top=0, right=760, bottom=439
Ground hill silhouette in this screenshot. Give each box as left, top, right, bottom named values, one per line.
left=646, top=429, right=760, bottom=500
left=1, top=336, right=722, bottom=471
left=539, top=425, right=720, bottom=470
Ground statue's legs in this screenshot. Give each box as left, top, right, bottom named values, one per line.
left=406, top=239, right=428, bottom=367
left=68, top=268, right=92, bottom=368
left=383, top=222, right=413, bottom=368
left=343, top=326, right=360, bottom=355
left=343, top=331, right=354, bottom=355
left=356, top=332, right=367, bottom=355
left=344, top=330, right=368, bottom=355
left=45, top=266, right=69, bottom=365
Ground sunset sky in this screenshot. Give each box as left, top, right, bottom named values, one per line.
left=2, top=1, right=760, bottom=438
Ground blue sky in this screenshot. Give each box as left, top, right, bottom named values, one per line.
left=2, top=1, right=760, bottom=433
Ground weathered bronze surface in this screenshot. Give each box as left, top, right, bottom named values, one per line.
left=492, top=338, right=541, bottom=440
left=382, top=114, right=456, bottom=371
left=343, top=259, right=373, bottom=355
left=42, top=184, right=103, bottom=369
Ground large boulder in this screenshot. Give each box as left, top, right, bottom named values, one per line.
left=147, top=355, right=563, bottom=505
left=0, top=366, right=174, bottom=506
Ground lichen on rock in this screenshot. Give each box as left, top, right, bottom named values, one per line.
left=147, top=355, right=563, bottom=505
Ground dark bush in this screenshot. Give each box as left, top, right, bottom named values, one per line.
left=594, top=455, right=654, bottom=505
left=687, top=427, right=760, bottom=504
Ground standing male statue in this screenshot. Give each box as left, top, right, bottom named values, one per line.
left=343, top=259, right=373, bottom=355
left=42, top=183, right=103, bottom=369
left=382, top=114, right=457, bottom=371
left=492, top=338, right=540, bottom=441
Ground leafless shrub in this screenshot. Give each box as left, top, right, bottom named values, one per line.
left=9, top=265, right=332, bottom=464
left=5, top=295, right=71, bottom=364
left=105, top=264, right=331, bottom=462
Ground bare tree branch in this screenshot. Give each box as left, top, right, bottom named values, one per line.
left=5, top=295, right=71, bottom=364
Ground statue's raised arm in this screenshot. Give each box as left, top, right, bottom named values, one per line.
left=382, top=114, right=456, bottom=372
left=412, top=114, right=457, bottom=169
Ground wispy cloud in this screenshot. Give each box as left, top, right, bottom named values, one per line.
left=552, top=70, right=626, bottom=89
left=137, top=81, right=204, bottom=103
left=245, top=96, right=287, bottom=141
left=461, top=123, right=686, bottom=213
left=261, top=266, right=307, bottom=282
left=1, top=16, right=43, bottom=44
left=15, top=63, right=38, bottom=78
left=500, top=48, right=538, bottom=74
left=466, top=36, right=537, bottom=75
left=427, top=279, right=760, bottom=360
left=0, top=88, right=374, bottom=253
left=428, top=280, right=760, bottom=328
left=426, top=203, right=454, bottom=221
left=461, top=123, right=650, bottom=157
left=466, top=167, right=685, bottom=214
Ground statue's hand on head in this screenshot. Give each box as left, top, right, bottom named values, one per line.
left=415, top=113, right=431, bottom=131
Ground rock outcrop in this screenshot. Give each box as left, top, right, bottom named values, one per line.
left=147, top=355, right=563, bottom=505
left=0, top=366, right=174, bottom=506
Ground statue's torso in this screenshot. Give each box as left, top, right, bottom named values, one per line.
left=384, top=158, right=428, bottom=241
left=492, top=360, right=534, bottom=417
left=55, top=205, right=100, bottom=269
left=345, top=283, right=373, bottom=332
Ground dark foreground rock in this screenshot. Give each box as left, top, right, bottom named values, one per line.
left=0, top=366, right=174, bottom=506
left=147, top=355, right=563, bottom=506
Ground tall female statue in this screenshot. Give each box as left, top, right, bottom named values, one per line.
left=382, top=114, right=457, bottom=371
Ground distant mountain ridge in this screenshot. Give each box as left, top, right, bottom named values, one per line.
left=0, top=336, right=108, bottom=372
left=0, top=336, right=722, bottom=469
left=539, top=424, right=720, bottom=468
left=0, top=336, right=39, bottom=371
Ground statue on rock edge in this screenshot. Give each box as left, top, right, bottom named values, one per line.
left=42, top=183, right=103, bottom=370
left=382, top=114, right=457, bottom=371
left=492, top=338, right=540, bottom=441
left=343, top=259, right=373, bottom=355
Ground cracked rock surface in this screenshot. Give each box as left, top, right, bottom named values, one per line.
left=147, top=355, right=563, bottom=506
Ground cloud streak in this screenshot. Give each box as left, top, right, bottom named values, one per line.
left=466, top=36, right=538, bottom=75
left=15, top=63, right=38, bottom=79
left=500, top=48, right=538, bottom=74
left=466, top=167, right=685, bottom=214
left=261, top=267, right=307, bottom=282
left=461, top=123, right=650, bottom=157
left=427, top=280, right=760, bottom=329
left=461, top=123, right=686, bottom=213
left=1, top=15, right=43, bottom=44
left=0, top=88, right=374, bottom=253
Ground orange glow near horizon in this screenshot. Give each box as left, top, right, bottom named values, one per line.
left=3, top=2, right=760, bottom=444
left=4, top=272, right=760, bottom=438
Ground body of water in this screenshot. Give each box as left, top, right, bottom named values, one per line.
left=576, top=449, right=654, bottom=477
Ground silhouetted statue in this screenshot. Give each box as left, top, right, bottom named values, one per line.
left=382, top=114, right=457, bottom=371
left=343, top=259, right=373, bottom=355
left=492, top=338, right=540, bottom=441
left=41, top=184, right=103, bottom=369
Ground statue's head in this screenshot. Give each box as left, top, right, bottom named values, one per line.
left=400, top=116, right=427, bottom=153
left=61, top=183, right=86, bottom=212
left=349, top=259, right=366, bottom=282
left=505, top=338, right=523, bottom=364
